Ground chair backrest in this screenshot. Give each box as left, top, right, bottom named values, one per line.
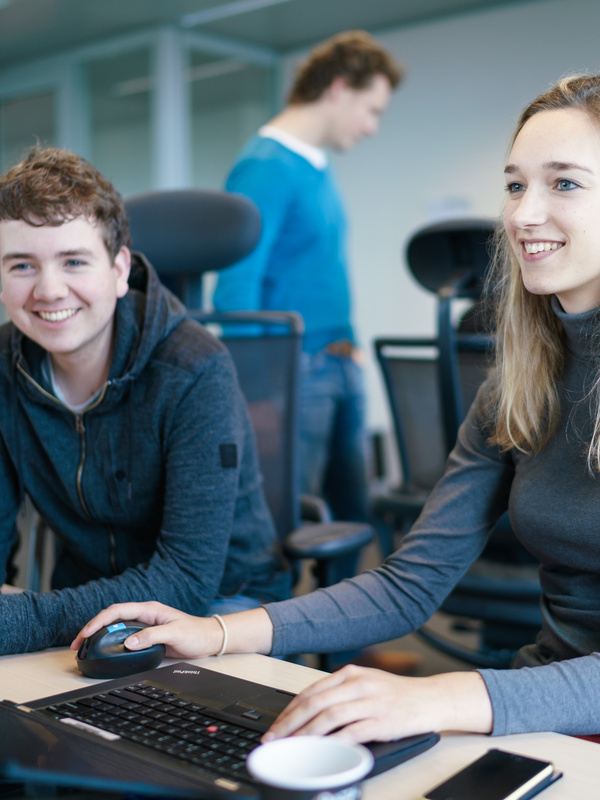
left=190, top=311, right=304, bottom=545
left=455, top=333, right=495, bottom=418
left=406, top=217, right=497, bottom=300
left=405, top=218, right=498, bottom=450
left=125, top=189, right=261, bottom=309
left=375, top=334, right=540, bottom=669
left=375, top=335, right=495, bottom=491
left=389, top=221, right=539, bottom=668
left=124, top=191, right=306, bottom=544
left=375, top=337, right=447, bottom=491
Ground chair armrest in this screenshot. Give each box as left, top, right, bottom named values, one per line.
left=283, top=521, right=373, bottom=562
left=300, top=494, right=332, bottom=523
left=455, top=572, right=541, bottom=601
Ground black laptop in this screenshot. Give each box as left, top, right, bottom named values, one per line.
left=0, top=661, right=439, bottom=799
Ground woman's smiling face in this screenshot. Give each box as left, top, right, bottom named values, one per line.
left=503, top=107, right=600, bottom=314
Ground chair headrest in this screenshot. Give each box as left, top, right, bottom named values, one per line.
left=406, top=218, right=497, bottom=300
left=125, top=189, right=261, bottom=276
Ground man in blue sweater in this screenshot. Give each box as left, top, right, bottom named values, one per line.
left=0, top=147, right=289, bottom=654
left=214, top=31, right=402, bottom=526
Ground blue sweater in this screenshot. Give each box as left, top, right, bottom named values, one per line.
left=213, top=135, right=354, bottom=354
left=0, top=256, right=290, bottom=654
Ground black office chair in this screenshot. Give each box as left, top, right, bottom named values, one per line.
left=373, top=219, right=498, bottom=555
left=372, top=336, right=453, bottom=559
left=371, top=334, right=494, bottom=557
left=126, top=191, right=373, bottom=671
left=406, top=217, right=498, bottom=450
left=125, top=189, right=262, bottom=309
left=372, top=218, right=542, bottom=668
left=372, top=335, right=541, bottom=667
left=192, top=312, right=373, bottom=592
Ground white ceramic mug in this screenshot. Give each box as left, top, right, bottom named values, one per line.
left=246, top=736, right=374, bottom=800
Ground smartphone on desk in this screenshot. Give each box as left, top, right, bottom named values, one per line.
left=419, top=748, right=562, bottom=800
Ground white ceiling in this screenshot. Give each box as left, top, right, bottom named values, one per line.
left=0, top=0, right=537, bottom=69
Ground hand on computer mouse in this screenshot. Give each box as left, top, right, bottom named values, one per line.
left=72, top=601, right=275, bottom=661
left=72, top=602, right=225, bottom=660
left=77, top=620, right=166, bottom=679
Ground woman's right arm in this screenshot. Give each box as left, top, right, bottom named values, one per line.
left=71, top=601, right=274, bottom=659
left=72, top=600, right=494, bottom=743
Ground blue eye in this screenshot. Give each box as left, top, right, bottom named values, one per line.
left=505, top=182, right=524, bottom=194
left=556, top=179, right=577, bottom=191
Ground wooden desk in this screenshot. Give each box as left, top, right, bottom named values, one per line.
left=0, top=647, right=598, bottom=800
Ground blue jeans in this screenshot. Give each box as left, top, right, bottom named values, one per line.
left=299, top=349, right=369, bottom=524
left=299, top=349, right=370, bottom=668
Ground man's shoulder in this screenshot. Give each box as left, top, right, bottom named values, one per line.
left=233, top=135, right=311, bottom=173
left=227, top=137, right=318, bottom=202
left=151, top=315, right=232, bottom=376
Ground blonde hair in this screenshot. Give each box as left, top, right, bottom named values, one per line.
left=488, top=74, right=600, bottom=469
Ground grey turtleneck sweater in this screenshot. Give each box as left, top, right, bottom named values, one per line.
left=265, top=297, right=600, bottom=736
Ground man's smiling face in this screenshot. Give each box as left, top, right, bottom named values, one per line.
left=0, top=216, right=130, bottom=367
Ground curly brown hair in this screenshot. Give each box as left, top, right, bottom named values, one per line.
left=288, top=30, right=402, bottom=104
left=0, top=147, right=130, bottom=260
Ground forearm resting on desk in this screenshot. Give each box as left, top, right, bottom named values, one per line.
left=71, top=601, right=275, bottom=659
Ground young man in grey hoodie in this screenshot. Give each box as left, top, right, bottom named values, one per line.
left=0, top=147, right=289, bottom=655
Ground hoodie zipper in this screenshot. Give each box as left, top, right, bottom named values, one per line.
left=73, top=414, right=91, bottom=517
left=16, top=363, right=117, bottom=568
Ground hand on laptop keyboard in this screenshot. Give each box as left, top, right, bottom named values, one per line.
left=263, top=664, right=493, bottom=744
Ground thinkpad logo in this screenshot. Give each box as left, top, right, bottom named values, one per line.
left=173, top=669, right=201, bottom=675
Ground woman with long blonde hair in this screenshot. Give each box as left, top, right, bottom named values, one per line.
left=76, top=74, right=600, bottom=741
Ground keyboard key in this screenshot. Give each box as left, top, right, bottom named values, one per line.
left=42, top=683, right=267, bottom=789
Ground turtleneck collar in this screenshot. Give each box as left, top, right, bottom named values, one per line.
left=551, top=294, right=600, bottom=360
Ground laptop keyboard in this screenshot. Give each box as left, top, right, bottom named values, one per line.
left=41, top=681, right=263, bottom=786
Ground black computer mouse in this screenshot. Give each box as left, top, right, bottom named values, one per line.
left=77, top=620, right=166, bottom=679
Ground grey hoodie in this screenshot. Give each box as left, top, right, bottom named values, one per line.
left=0, top=255, right=290, bottom=654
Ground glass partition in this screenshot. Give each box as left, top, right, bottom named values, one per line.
left=190, top=51, right=273, bottom=190
left=86, top=47, right=152, bottom=197
left=0, top=91, right=57, bottom=324
left=0, top=91, right=55, bottom=172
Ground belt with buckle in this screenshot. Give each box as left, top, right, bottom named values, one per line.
left=325, top=340, right=355, bottom=358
